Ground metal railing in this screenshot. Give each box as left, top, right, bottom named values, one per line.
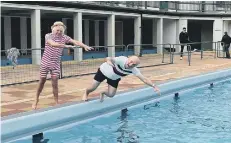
left=60, top=45, right=126, bottom=79
left=1, top=41, right=227, bottom=86
left=1, top=48, right=45, bottom=86
left=1, top=48, right=45, bottom=59
left=1, top=44, right=173, bottom=86
left=2, top=1, right=230, bottom=15
left=59, top=44, right=174, bottom=79
left=215, top=41, right=226, bottom=58
left=126, top=43, right=173, bottom=67
left=70, top=1, right=231, bottom=13
left=171, top=44, right=192, bottom=66
left=171, top=41, right=225, bottom=66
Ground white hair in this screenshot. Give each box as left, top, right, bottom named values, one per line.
left=51, top=25, right=65, bottom=34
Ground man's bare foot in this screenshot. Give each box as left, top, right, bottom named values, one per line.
left=100, top=93, right=104, bottom=102
left=32, top=100, right=38, bottom=110
left=82, top=89, right=88, bottom=101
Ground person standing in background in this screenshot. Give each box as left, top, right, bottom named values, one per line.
left=221, top=32, right=231, bottom=59
left=179, top=27, right=190, bottom=60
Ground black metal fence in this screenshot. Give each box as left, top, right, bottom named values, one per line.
left=171, top=41, right=224, bottom=66
left=67, top=1, right=231, bottom=13
left=126, top=43, right=173, bottom=67
left=1, top=48, right=45, bottom=86
left=60, top=45, right=126, bottom=78
left=0, top=41, right=227, bottom=86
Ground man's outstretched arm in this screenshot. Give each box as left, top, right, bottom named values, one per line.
left=136, top=73, right=160, bottom=94
left=69, top=39, right=93, bottom=51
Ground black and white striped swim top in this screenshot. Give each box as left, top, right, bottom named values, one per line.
left=99, top=56, right=141, bottom=80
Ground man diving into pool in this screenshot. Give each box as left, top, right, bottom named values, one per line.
left=82, top=56, right=161, bottom=102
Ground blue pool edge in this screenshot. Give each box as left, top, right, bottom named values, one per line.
left=1, top=68, right=231, bottom=143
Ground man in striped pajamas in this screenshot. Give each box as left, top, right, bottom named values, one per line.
left=32, top=21, right=93, bottom=109
left=82, top=56, right=160, bottom=102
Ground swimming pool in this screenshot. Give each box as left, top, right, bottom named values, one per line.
left=9, top=78, right=231, bottom=143
left=2, top=68, right=231, bottom=143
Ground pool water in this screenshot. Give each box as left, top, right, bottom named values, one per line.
left=12, top=79, right=231, bottom=143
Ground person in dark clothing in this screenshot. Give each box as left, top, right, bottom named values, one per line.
left=221, top=32, right=231, bottom=59
left=179, top=27, right=190, bottom=60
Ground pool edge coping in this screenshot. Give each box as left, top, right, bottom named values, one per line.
left=1, top=67, right=231, bottom=142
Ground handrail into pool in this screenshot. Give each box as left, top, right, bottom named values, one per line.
left=1, top=68, right=231, bottom=143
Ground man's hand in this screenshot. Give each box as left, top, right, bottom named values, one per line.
left=153, top=85, right=161, bottom=96
left=136, top=74, right=161, bottom=96
left=84, top=46, right=94, bottom=51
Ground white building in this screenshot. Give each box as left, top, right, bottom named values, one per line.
left=1, top=1, right=231, bottom=65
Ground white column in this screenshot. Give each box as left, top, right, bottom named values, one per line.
left=104, top=20, right=108, bottom=46
left=95, top=20, right=99, bottom=46
left=31, top=9, right=41, bottom=65
left=175, top=19, right=179, bottom=51
left=4, top=17, right=12, bottom=50
left=162, top=19, right=177, bottom=51
left=73, top=12, right=83, bottom=61
left=134, top=16, right=141, bottom=56
left=157, top=18, right=163, bottom=54
left=62, top=18, right=68, bottom=55
left=213, top=19, right=223, bottom=50
left=223, top=20, right=229, bottom=34
left=84, top=19, right=89, bottom=45
left=163, top=19, right=176, bottom=44
left=20, top=17, right=27, bottom=55
left=228, top=21, right=231, bottom=35
left=107, top=14, right=115, bottom=57
left=152, top=19, right=157, bottom=46
left=176, top=19, right=188, bottom=52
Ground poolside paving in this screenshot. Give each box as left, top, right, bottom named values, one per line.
left=1, top=53, right=231, bottom=117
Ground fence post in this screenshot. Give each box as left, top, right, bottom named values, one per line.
left=169, top=44, right=172, bottom=64
left=213, top=1, right=215, bottom=11
left=145, top=1, right=147, bottom=9
left=214, top=42, right=217, bottom=59
left=162, top=44, right=165, bottom=63
left=201, top=45, right=203, bottom=60
left=175, top=2, right=178, bottom=12
left=171, top=45, right=175, bottom=64
left=187, top=45, right=191, bottom=66
left=223, top=44, right=225, bottom=58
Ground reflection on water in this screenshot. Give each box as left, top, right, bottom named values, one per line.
left=169, top=95, right=181, bottom=115
left=116, top=109, right=140, bottom=143
left=143, top=101, right=160, bottom=110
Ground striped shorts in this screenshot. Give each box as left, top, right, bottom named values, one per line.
left=40, top=65, right=60, bottom=78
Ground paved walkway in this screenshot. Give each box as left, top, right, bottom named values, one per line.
left=1, top=54, right=231, bottom=117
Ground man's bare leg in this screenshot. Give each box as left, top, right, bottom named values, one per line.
left=32, top=77, right=46, bottom=109
left=51, top=76, right=59, bottom=105
left=82, top=80, right=101, bottom=101
left=100, top=85, right=117, bottom=102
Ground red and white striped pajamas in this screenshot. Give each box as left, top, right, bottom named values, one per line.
left=40, top=33, right=71, bottom=78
